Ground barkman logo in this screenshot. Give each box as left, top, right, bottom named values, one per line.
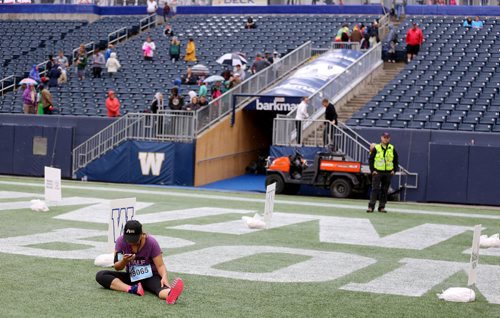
left=138, top=152, right=165, bottom=176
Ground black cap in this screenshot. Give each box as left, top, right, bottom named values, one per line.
left=124, top=220, right=142, bottom=244
left=382, top=132, right=391, bottom=138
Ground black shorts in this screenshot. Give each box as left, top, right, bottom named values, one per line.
left=406, top=44, right=420, bottom=55
left=96, top=270, right=169, bottom=296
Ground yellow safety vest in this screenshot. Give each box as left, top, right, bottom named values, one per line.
left=374, top=144, right=394, bottom=171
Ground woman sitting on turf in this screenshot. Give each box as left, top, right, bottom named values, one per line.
left=95, top=220, right=184, bottom=304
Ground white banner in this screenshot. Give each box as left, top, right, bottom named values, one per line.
left=108, top=198, right=136, bottom=252
left=212, top=0, right=268, bottom=6
left=263, top=183, right=276, bottom=225
left=44, top=167, right=62, bottom=203
left=467, top=224, right=481, bottom=286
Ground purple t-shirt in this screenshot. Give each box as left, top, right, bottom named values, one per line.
left=115, top=235, right=162, bottom=274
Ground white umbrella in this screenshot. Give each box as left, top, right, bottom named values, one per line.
left=191, top=64, right=209, bottom=76
left=19, top=78, right=38, bottom=85
left=216, top=53, right=248, bottom=66
left=203, top=75, right=225, bottom=83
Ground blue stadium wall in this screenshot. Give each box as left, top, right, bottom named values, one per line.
left=271, top=129, right=500, bottom=206
left=75, top=140, right=195, bottom=186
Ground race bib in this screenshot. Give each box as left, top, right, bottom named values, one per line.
left=129, top=264, right=153, bottom=282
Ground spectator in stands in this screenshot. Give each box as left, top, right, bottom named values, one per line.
left=388, top=34, right=398, bottom=63
left=221, top=69, right=232, bottom=82
left=472, top=16, right=484, bottom=29
left=150, top=92, right=164, bottom=113
left=265, top=52, right=274, bottom=64
left=184, top=38, right=197, bottom=63
left=106, top=90, right=121, bottom=117
left=199, top=95, right=208, bottom=107
left=163, top=3, right=171, bottom=22
left=106, top=52, right=121, bottom=77
left=245, top=17, right=256, bottom=29
left=233, top=64, right=245, bottom=81
left=147, top=0, right=158, bottom=15
left=143, top=36, right=156, bottom=61
left=463, top=17, right=473, bottom=28
left=251, top=53, right=270, bottom=74
left=184, top=96, right=200, bottom=111
left=164, top=24, right=174, bottom=37
left=368, top=21, right=379, bottom=47
left=188, top=90, right=197, bottom=102
left=350, top=24, right=363, bottom=43
left=273, top=51, right=280, bottom=63
left=335, top=24, right=350, bottom=42
left=181, top=67, right=197, bottom=85
left=405, top=22, right=424, bottom=63
left=56, top=50, right=69, bottom=84
left=91, top=49, right=105, bottom=78
left=29, top=65, right=41, bottom=83
left=104, top=44, right=114, bottom=61
left=198, top=82, right=207, bottom=99
left=295, top=97, right=309, bottom=145
left=168, top=87, right=184, bottom=110
left=48, top=66, right=61, bottom=88
left=322, top=98, right=338, bottom=146
left=22, top=84, right=36, bottom=114
left=211, top=82, right=222, bottom=100
left=38, top=84, right=54, bottom=115
left=46, top=55, right=55, bottom=73
left=76, top=46, right=88, bottom=80
left=169, top=36, right=181, bottom=62
left=394, top=0, right=405, bottom=21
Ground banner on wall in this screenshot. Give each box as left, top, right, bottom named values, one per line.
left=75, top=141, right=195, bottom=186
left=245, top=96, right=302, bottom=112
left=212, top=0, right=268, bottom=6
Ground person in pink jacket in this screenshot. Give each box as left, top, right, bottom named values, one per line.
left=106, top=90, right=121, bottom=117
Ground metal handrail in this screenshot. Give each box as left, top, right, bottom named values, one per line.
left=272, top=117, right=418, bottom=190
left=108, top=27, right=129, bottom=46
left=194, top=41, right=313, bottom=134
left=72, top=111, right=195, bottom=176
left=140, top=14, right=157, bottom=32
left=0, top=75, right=16, bottom=96
left=72, top=41, right=96, bottom=62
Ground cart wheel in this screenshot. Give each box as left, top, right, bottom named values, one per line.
left=266, top=174, right=285, bottom=194
left=330, top=178, right=352, bottom=198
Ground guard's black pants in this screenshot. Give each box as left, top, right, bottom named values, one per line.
left=368, top=171, right=392, bottom=209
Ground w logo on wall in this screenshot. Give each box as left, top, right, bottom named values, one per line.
left=138, top=152, right=165, bottom=176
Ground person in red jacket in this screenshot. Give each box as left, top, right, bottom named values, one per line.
left=106, top=90, right=121, bottom=117
left=406, top=22, right=424, bottom=63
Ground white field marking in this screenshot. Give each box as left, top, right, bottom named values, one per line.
left=56, top=206, right=255, bottom=224
left=0, top=180, right=499, bottom=220
left=0, top=191, right=43, bottom=199
left=341, top=258, right=500, bottom=304
left=0, top=196, right=106, bottom=211
left=54, top=199, right=153, bottom=223
left=169, top=212, right=317, bottom=235
left=463, top=246, right=500, bottom=257
left=0, top=228, right=195, bottom=259
left=166, top=245, right=377, bottom=283
left=319, top=217, right=472, bottom=250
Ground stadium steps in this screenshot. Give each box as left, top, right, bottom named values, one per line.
left=337, top=61, right=405, bottom=122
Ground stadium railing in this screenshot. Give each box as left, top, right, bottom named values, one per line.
left=194, top=40, right=313, bottom=134
left=272, top=118, right=418, bottom=191
left=72, top=111, right=195, bottom=175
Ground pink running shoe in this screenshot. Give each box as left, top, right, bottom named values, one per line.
left=166, top=278, right=184, bottom=305
left=128, top=282, right=144, bottom=296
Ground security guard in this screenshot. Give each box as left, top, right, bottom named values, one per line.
left=367, top=132, right=399, bottom=213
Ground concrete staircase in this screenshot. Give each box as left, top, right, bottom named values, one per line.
left=302, top=61, right=405, bottom=146
left=337, top=61, right=405, bottom=122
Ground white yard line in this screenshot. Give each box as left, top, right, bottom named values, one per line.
left=0, top=180, right=499, bottom=220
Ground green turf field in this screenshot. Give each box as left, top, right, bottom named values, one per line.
left=0, top=176, right=499, bottom=318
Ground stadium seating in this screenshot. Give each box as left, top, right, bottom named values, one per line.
left=0, top=14, right=381, bottom=115
left=351, top=16, right=500, bottom=133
